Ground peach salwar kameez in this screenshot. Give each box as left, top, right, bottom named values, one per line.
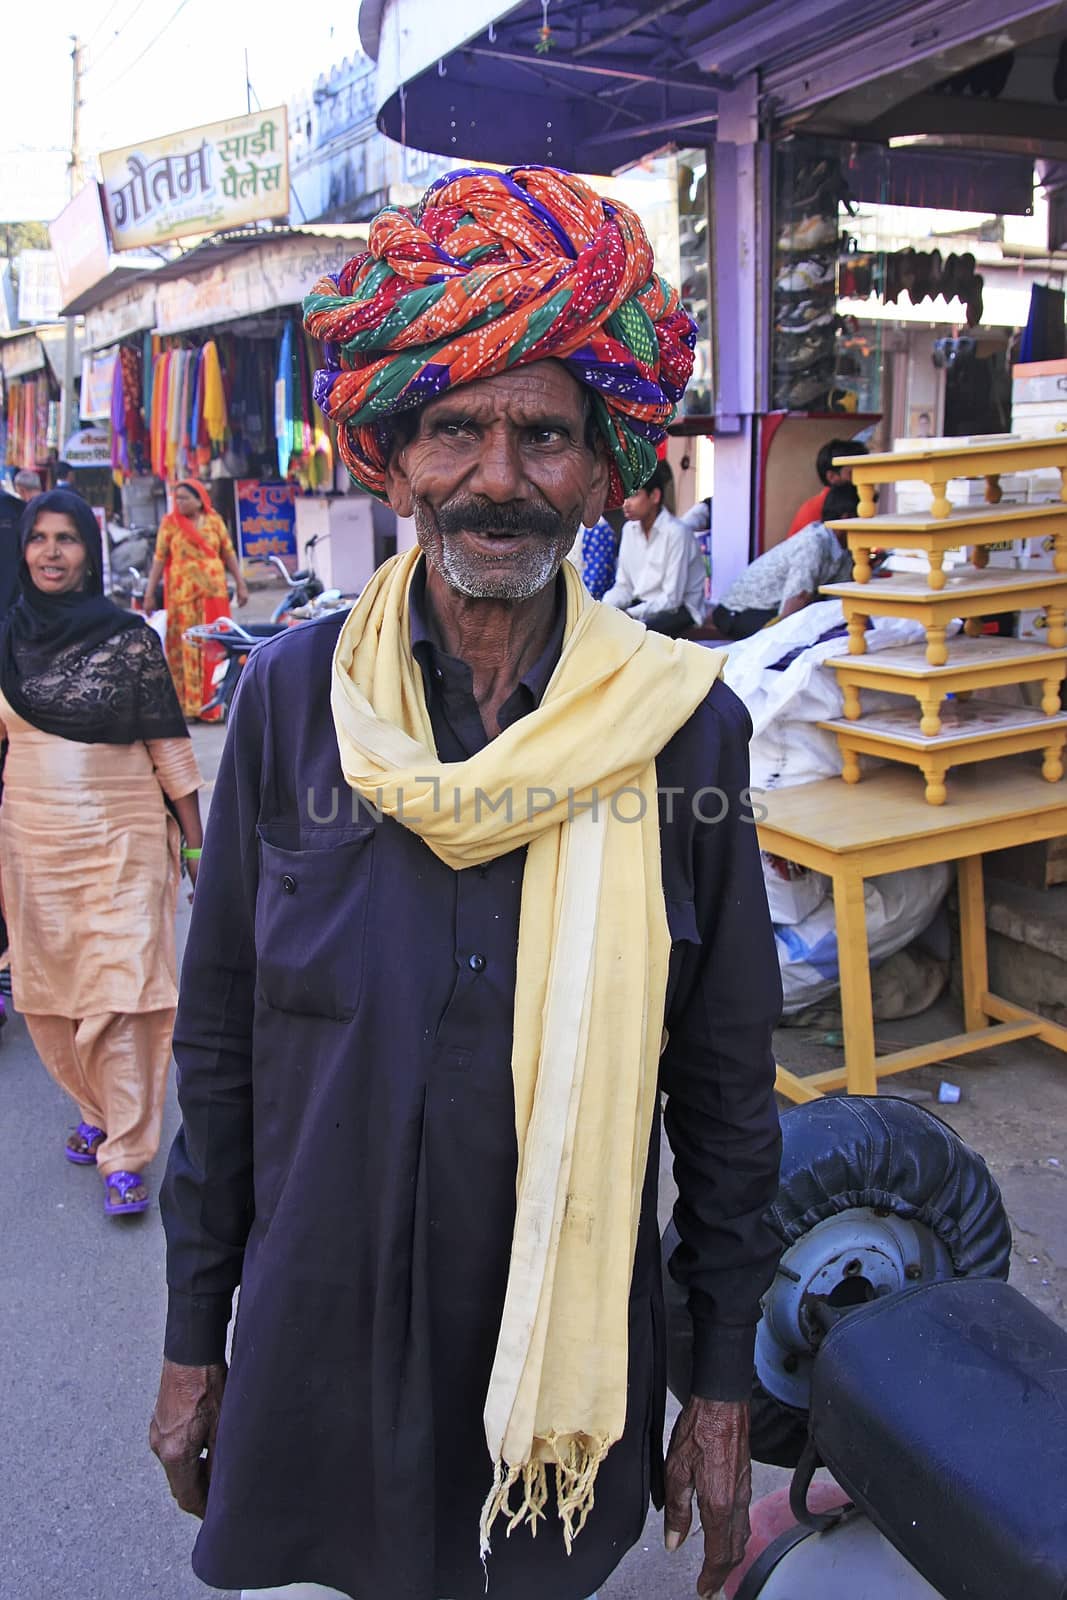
left=0, top=689, right=201, bottom=1177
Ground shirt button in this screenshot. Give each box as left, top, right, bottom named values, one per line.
left=468, top=953, right=487, bottom=972
left=281, top=874, right=297, bottom=895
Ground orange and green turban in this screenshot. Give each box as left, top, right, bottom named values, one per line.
left=303, top=165, right=696, bottom=507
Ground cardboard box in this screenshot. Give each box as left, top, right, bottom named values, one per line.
left=1017, top=607, right=1051, bottom=643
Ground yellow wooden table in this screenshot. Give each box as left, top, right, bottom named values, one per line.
left=821, top=568, right=1067, bottom=664
left=827, top=501, right=1067, bottom=586
left=824, top=638, right=1067, bottom=736
left=840, top=436, right=1067, bottom=518
left=757, top=757, right=1067, bottom=1102
left=820, top=702, right=1067, bottom=804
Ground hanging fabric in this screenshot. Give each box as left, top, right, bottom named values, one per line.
left=275, top=321, right=294, bottom=478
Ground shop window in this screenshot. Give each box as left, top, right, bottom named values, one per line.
left=677, top=151, right=712, bottom=416
left=772, top=135, right=885, bottom=416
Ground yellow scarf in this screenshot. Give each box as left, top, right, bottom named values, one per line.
left=331, top=547, right=723, bottom=1552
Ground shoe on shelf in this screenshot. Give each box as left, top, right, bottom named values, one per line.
left=777, top=369, right=833, bottom=410
left=776, top=214, right=839, bottom=253
left=774, top=332, right=836, bottom=373
left=787, top=158, right=841, bottom=213
left=828, top=385, right=860, bottom=413
left=777, top=300, right=836, bottom=333
left=775, top=256, right=834, bottom=293
left=965, top=273, right=984, bottom=327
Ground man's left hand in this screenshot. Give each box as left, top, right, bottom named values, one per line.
left=663, top=1396, right=752, bottom=1597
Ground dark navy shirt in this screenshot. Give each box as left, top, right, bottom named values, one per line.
left=160, top=580, right=781, bottom=1600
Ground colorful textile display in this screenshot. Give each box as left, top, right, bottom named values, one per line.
left=303, top=165, right=697, bottom=508
left=143, top=331, right=331, bottom=488
left=4, top=374, right=54, bottom=470
left=200, top=341, right=228, bottom=450
left=111, top=345, right=147, bottom=483
left=275, top=320, right=294, bottom=479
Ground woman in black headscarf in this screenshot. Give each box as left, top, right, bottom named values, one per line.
left=0, top=491, right=203, bottom=1217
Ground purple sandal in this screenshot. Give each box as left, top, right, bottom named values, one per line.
left=103, top=1170, right=150, bottom=1216
left=65, top=1122, right=106, bottom=1165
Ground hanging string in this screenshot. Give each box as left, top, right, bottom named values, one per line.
left=535, top=0, right=553, bottom=54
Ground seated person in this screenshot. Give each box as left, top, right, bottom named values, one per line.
left=786, top=437, right=868, bottom=537
left=602, top=463, right=706, bottom=637
left=567, top=515, right=618, bottom=601
left=708, top=482, right=859, bottom=641
left=680, top=496, right=712, bottom=534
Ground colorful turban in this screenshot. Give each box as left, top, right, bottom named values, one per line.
left=303, top=165, right=697, bottom=507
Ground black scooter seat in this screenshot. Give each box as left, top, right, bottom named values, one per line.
left=808, top=1279, right=1067, bottom=1600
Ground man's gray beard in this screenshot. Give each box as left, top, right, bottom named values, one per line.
left=414, top=504, right=574, bottom=601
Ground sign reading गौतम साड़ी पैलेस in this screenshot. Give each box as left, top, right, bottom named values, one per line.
left=100, top=106, right=290, bottom=251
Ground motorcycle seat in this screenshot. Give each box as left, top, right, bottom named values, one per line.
left=806, top=1278, right=1067, bottom=1600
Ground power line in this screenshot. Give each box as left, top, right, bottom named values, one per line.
left=86, top=0, right=153, bottom=72
left=91, top=0, right=193, bottom=92
left=85, top=0, right=131, bottom=49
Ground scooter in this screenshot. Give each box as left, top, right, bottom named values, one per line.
left=184, top=585, right=349, bottom=722
left=662, top=1095, right=1067, bottom=1600
left=184, top=617, right=288, bottom=721
left=248, top=532, right=328, bottom=622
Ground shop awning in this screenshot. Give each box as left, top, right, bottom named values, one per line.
left=360, top=0, right=1067, bottom=173
left=67, top=226, right=368, bottom=347
left=0, top=325, right=85, bottom=385
left=148, top=226, right=367, bottom=336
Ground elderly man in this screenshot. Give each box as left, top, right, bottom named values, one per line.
left=151, top=166, right=781, bottom=1600
left=13, top=469, right=42, bottom=502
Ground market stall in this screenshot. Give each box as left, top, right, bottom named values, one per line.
left=71, top=225, right=377, bottom=588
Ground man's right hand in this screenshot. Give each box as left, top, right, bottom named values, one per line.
left=149, top=1358, right=227, bottom=1518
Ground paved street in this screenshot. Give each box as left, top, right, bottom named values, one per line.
left=1, top=696, right=1064, bottom=1598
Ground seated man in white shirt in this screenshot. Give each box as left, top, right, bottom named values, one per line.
left=602, top=463, right=707, bottom=637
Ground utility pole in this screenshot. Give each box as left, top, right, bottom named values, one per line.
left=69, top=36, right=86, bottom=198
left=60, top=34, right=86, bottom=456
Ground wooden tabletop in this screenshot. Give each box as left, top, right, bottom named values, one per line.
left=755, top=756, right=1067, bottom=854
left=838, top=436, right=1067, bottom=471
left=823, top=638, right=1067, bottom=678
left=826, top=502, right=1067, bottom=534
left=823, top=567, right=1067, bottom=602
left=820, top=703, right=1067, bottom=749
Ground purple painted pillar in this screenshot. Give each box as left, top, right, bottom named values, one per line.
left=712, top=76, right=769, bottom=599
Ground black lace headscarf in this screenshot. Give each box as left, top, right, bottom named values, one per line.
left=0, top=491, right=188, bottom=745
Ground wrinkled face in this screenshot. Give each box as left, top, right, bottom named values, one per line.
left=24, top=511, right=90, bottom=595
left=174, top=484, right=201, bottom=518
left=384, top=361, right=609, bottom=602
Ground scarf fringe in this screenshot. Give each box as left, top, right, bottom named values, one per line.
left=479, top=1434, right=613, bottom=1561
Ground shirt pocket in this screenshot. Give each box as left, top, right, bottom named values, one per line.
left=255, top=823, right=375, bottom=1020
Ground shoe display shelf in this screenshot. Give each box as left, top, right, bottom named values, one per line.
left=837, top=434, right=1067, bottom=519
left=815, top=455, right=1067, bottom=802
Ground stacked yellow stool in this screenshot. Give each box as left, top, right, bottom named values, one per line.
left=817, top=437, right=1067, bottom=803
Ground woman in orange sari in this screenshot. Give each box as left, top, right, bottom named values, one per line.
left=144, top=480, right=249, bottom=719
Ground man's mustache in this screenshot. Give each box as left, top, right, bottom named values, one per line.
left=434, top=499, right=565, bottom=540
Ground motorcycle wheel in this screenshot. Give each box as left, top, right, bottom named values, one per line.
left=663, top=1094, right=1011, bottom=1466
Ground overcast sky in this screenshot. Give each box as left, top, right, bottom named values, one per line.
left=2, top=2, right=347, bottom=219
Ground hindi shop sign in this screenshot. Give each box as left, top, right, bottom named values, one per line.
left=235, top=480, right=298, bottom=570
left=100, top=107, right=290, bottom=252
